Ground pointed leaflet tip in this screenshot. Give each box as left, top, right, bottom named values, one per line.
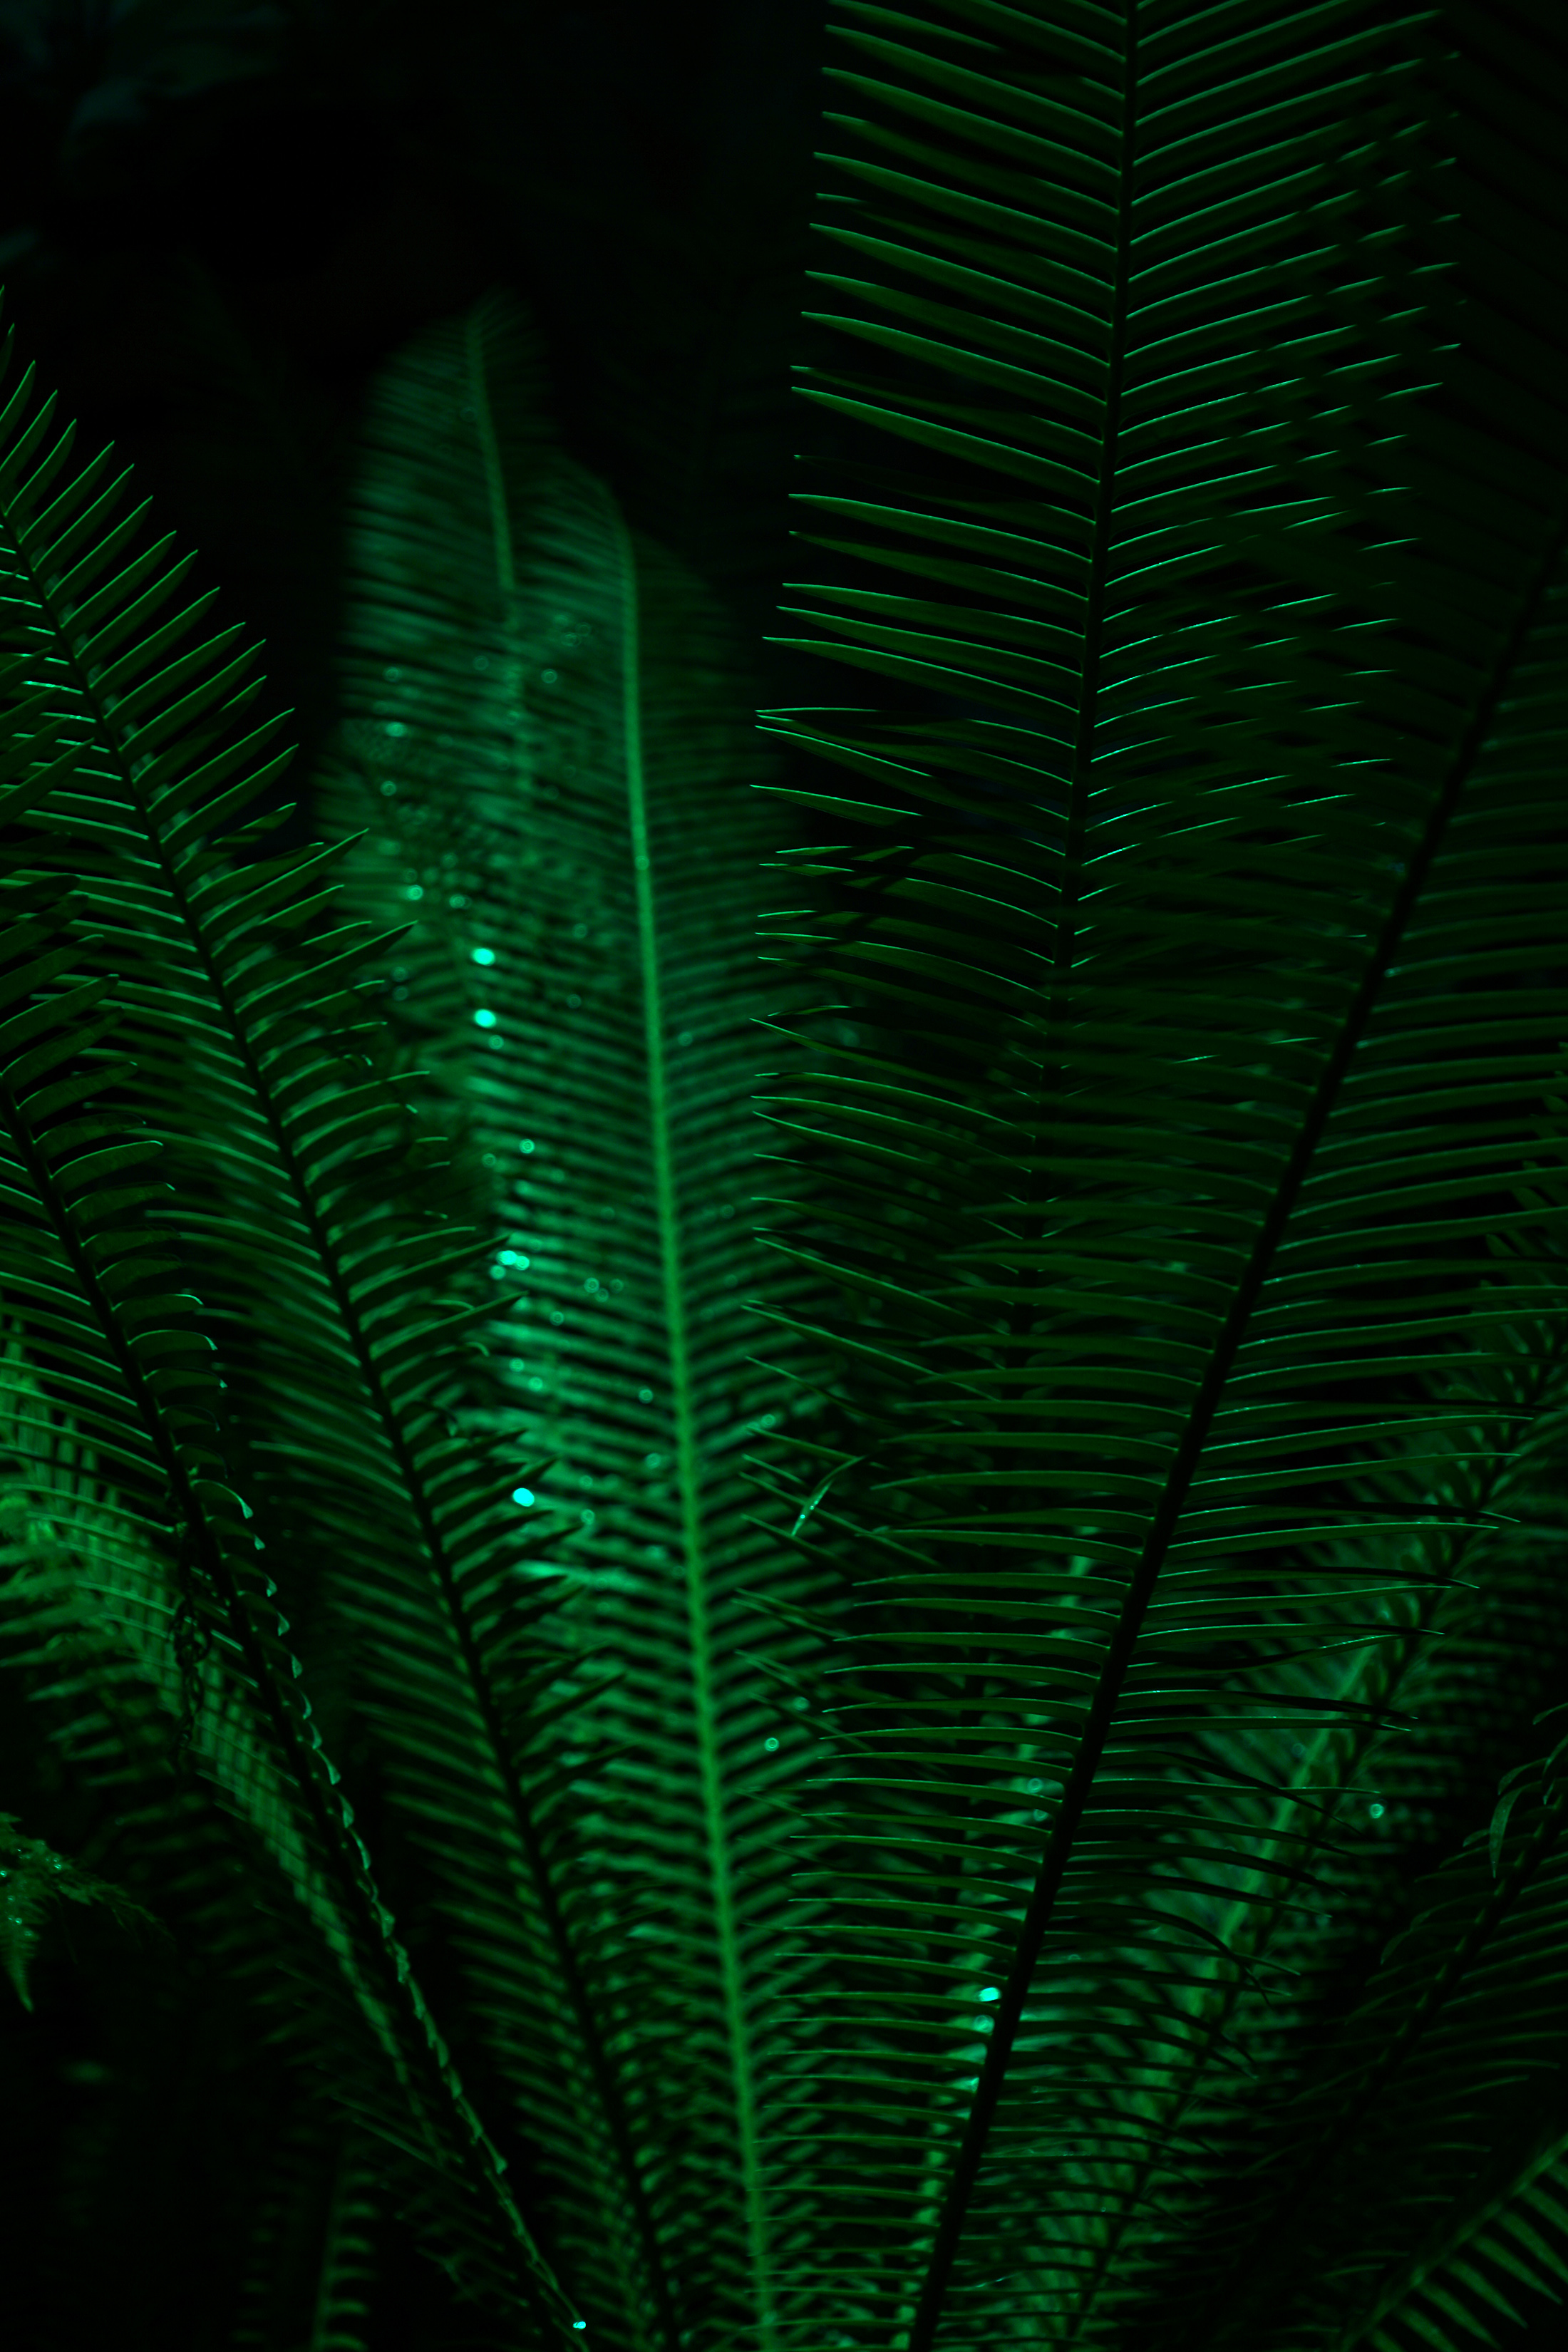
left=790, top=1457, right=866, bottom=1537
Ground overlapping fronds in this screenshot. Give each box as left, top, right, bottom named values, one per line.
left=1, top=1313, right=396, bottom=2077
left=750, top=1, right=1568, bottom=2346
left=0, top=326, right=586, bottom=2340
left=1, top=0, right=1565, bottom=2344
left=1355, top=2120, right=1568, bottom=2352
left=310, top=289, right=844, bottom=2352
left=1212, top=1708, right=1568, bottom=2351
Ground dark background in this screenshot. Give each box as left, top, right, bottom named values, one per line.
left=0, top=5, right=840, bottom=2345
left=0, top=0, right=832, bottom=791
left=0, top=3, right=1561, bottom=2345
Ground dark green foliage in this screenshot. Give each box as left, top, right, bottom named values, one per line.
left=0, top=1799, right=158, bottom=2008
left=1, top=2, right=1567, bottom=2349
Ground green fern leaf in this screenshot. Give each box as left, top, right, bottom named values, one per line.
left=0, top=354, right=585, bottom=2341
left=1360, top=2125, right=1568, bottom=2352
left=312, top=288, right=847, bottom=2352
left=750, top=2, right=1568, bottom=2346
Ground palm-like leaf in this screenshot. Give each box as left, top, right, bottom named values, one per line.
left=1227, top=1710, right=1568, bottom=2350
left=0, top=0, right=1564, bottom=2343
left=1353, top=2120, right=1568, bottom=2351
left=311, top=290, right=842, bottom=2352
left=1, top=1337, right=406, bottom=2150
left=0, top=904, right=584, bottom=2334
left=750, top=1, right=1568, bottom=2346
left=0, top=323, right=587, bottom=2340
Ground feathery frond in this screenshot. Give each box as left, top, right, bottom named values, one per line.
left=1354, top=2120, right=1568, bottom=2352
left=0, top=319, right=584, bottom=2341
left=751, top=1, right=1568, bottom=2345
left=311, top=287, right=850, bottom=2352
left=1, top=1, right=1565, bottom=2346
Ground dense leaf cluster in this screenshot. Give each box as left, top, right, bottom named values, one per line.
left=1, top=3, right=1566, bottom=2350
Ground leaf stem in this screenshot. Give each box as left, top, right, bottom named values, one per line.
left=612, top=487, right=781, bottom=2352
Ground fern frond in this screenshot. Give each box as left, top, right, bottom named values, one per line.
left=1356, top=2121, right=1568, bottom=2352
left=1216, top=1712, right=1568, bottom=2351
left=0, top=347, right=586, bottom=2339
left=749, top=1, right=1568, bottom=2346
left=311, top=290, right=847, bottom=2352
left=0, top=1078, right=573, bottom=2341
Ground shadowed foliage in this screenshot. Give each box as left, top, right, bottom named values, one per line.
left=1, top=3, right=1567, bottom=2349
